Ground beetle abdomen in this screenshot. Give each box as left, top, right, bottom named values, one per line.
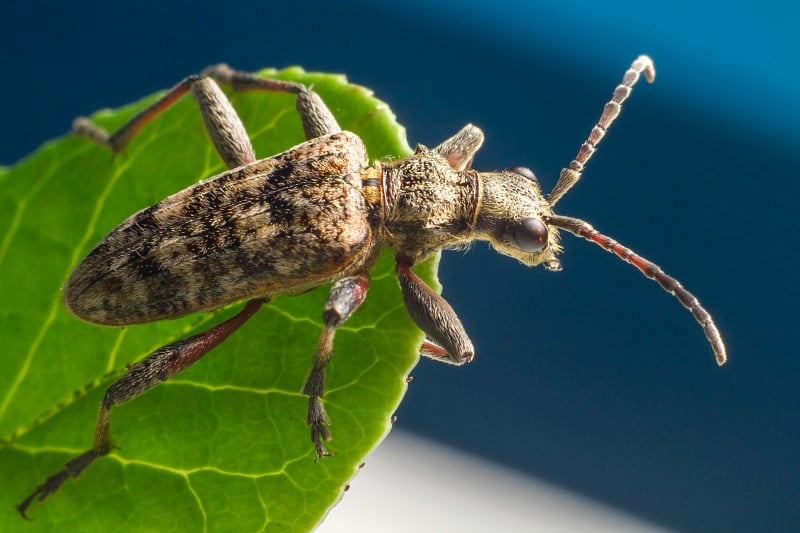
left=65, top=132, right=375, bottom=325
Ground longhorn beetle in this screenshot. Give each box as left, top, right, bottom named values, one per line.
left=19, top=56, right=726, bottom=518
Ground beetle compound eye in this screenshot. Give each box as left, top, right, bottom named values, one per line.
left=507, top=166, right=538, bottom=183
left=504, top=218, right=548, bottom=253
left=515, top=218, right=548, bottom=252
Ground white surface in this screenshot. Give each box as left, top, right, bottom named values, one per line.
left=320, top=431, right=671, bottom=533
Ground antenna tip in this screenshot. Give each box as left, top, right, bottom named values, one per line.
left=635, top=55, right=656, bottom=83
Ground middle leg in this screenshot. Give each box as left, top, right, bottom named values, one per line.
left=302, top=273, right=370, bottom=458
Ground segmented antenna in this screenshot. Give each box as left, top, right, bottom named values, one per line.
left=549, top=55, right=656, bottom=206
left=546, top=214, right=727, bottom=366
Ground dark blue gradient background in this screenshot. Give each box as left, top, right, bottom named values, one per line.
left=3, top=2, right=797, bottom=531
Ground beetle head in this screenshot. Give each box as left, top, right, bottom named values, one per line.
left=474, top=166, right=563, bottom=270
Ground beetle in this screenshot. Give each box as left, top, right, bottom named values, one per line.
left=18, top=56, right=726, bottom=518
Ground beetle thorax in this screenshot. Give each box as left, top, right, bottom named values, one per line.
left=380, top=149, right=479, bottom=261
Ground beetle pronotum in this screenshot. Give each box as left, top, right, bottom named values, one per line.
left=19, top=56, right=726, bottom=518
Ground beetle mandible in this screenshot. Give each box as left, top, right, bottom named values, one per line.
left=18, top=56, right=727, bottom=518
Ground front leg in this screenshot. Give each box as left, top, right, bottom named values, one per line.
left=302, top=273, right=370, bottom=458
left=432, top=124, right=485, bottom=171
left=395, top=256, right=474, bottom=365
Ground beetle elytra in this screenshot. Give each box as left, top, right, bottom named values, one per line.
left=18, top=56, right=726, bottom=518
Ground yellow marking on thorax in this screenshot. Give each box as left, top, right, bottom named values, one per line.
left=361, top=164, right=384, bottom=207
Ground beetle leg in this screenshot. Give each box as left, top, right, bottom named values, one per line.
left=395, top=256, right=474, bottom=365
left=73, top=74, right=257, bottom=169
left=432, top=124, right=485, bottom=171
left=202, top=64, right=342, bottom=140
left=72, top=76, right=196, bottom=154
left=17, top=298, right=266, bottom=519
left=73, top=64, right=342, bottom=164
left=302, top=273, right=370, bottom=459
left=418, top=339, right=466, bottom=365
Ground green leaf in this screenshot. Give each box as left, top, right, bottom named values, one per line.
left=0, top=68, right=436, bottom=532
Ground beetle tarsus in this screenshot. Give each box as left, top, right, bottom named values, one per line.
left=16, top=447, right=107, bottom=519
left=307, top=396, right=333, bottom=459
left=17, top=470, right=69, bottom=520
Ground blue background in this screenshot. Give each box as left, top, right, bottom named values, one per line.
left=3, top=1, right=798, bottom=531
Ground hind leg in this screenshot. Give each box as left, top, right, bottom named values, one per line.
left=18, top=298, right=267, bottom=519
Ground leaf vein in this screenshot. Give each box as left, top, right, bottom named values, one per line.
left=0, top=142, right=94, bottom=268
left=165, top=379, right=302, bottom=398
left=2, top=313, right=221, bottom=445
left=13, top=442, right=309, bottom=479
left=0, top=154, right=133, bottom=418
left=185, top=475, right=208, bottom=533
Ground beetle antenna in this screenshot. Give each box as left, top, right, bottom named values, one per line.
left=546, top=214, right=727, bottom=366
left=548, top=55, right=656, bottom=206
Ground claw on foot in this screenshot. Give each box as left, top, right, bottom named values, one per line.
left=307, top=396, right=334, bottom=459
left=17, top=447, right=108, bottom=519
